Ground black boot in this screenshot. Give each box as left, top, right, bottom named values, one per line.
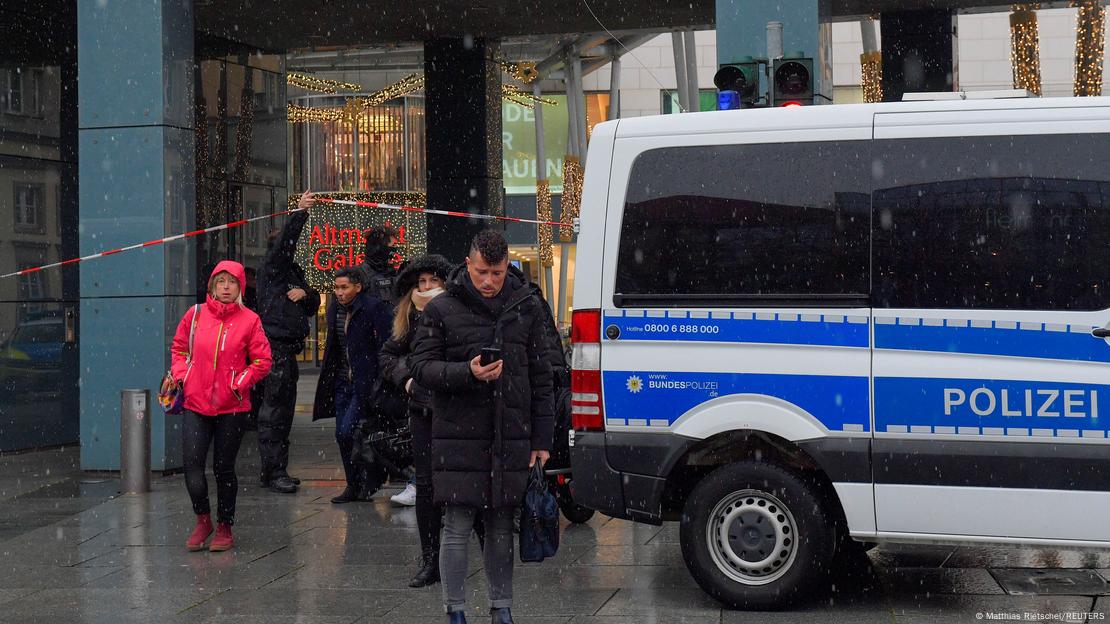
left=409, top=547, right=440, bottom=587
left=490, top=607, right=514, bottom=624
left=331, top=486, right=359, bottom=504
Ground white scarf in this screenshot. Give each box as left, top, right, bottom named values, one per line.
left=412, top=287, right=445, bottom=311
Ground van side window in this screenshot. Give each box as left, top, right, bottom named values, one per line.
left=615, top=141, right=870, bottom=304
left=873, top=134, right=1110, bottom=311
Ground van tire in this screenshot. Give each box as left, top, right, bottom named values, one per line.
left=679, top=461, right=836, bottom=610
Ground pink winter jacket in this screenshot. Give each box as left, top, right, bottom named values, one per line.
left=170, top=261, right=272, bottom=416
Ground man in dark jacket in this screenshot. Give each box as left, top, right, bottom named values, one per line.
left=410, top=229, right=554, bottom=624
left=312, top=267, right=393, bottom=503
left=256, top=191, right=321, bottom=494
left=359, top=226, right=399, bottom=307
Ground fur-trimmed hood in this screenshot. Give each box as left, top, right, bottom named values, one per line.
left=393, top=254, right=454, bottom=299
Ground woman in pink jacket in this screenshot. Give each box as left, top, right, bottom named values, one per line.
left=171, top=260, right=272, bottom=552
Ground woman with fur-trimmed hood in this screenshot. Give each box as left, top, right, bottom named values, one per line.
left=379, top=253, right=453, bottom=587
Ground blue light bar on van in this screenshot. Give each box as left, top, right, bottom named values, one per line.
left=717, top=90, right=741, bottom=110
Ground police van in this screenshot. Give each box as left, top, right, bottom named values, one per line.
left=568, top=96, right=1110, bottom=608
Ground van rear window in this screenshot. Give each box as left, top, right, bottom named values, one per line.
left=614, top=141, right=870, bottom=305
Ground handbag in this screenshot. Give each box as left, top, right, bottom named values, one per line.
left=519, top=461, right=560, bottom=562
left=158, top=304, right=200, bottom=415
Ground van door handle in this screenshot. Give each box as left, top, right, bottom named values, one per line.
left=1092, top=327, right=1110, bottom=338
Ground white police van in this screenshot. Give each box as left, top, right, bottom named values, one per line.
left=568, top=96, right=1110, bottom=609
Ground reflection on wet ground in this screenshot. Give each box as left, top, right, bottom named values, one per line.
left=0, top=379, right=1108, bottom=622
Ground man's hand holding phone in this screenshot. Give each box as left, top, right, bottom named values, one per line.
left=470, top=348, right=503, bottom=382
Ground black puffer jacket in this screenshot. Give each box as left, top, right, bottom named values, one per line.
left=409, top=265, right=555, bottom=509
left=257, top=211, right=320, bottom=342
left=379, top=255, right=454, bottom=412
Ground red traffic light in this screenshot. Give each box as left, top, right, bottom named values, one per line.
left=780, top=101, right=803, bottom=107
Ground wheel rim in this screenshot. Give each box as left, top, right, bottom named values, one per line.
left=705, top=489, right=798, bottom=586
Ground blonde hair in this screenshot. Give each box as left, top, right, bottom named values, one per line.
left=391, top=292, right=414, bottom=341
left=208, top=271, right=244, bottom=307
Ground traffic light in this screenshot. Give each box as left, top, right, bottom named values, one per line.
left=772, top=56, right=813, bottom=106
left=713, top=57, right=759, bottom=108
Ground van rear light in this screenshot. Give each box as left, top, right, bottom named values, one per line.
left=571, top=309, right=604, bottom=432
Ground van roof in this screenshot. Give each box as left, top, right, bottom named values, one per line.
left=608, top=96, right=1110, bottom=139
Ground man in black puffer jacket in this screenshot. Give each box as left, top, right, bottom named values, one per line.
left=410, top=229, right=554, bottom=624
left=255, top=190, right=321, bottom=494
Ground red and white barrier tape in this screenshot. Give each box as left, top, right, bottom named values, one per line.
left=1, top=198, right=572, bottom=279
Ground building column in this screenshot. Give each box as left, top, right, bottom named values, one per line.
left=880, top=9, right=958, bottom=102
left=78, top=0, right=195, bottom=471
left=423, top=38, right=503, bottom=262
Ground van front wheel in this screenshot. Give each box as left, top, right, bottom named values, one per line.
left=679, top=461, right=836, bottom=609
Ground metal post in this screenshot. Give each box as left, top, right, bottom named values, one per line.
left=608, top=56, right=621, bottom=119
left=671, top=32, right=689, bottom=112
left=767, top=21, right=785, bottom=60
left=859, top=19, right=878, bottom=54
left=683, top=30, right=699, bottom=111
left=120, top=389, right=151, bottom=493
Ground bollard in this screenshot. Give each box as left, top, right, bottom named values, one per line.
left=120, top=389, right=151, bottom=493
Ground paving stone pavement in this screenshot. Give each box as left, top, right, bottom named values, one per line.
left=0, top=374, right=1109, bottom=622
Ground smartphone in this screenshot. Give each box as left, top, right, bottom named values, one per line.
left=480, top=347, right=501, bottom=367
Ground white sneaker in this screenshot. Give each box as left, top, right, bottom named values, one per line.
left=390, top=483, right=417, bottom=506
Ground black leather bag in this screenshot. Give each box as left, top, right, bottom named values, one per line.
left=519, top=462, right=560, bottom=562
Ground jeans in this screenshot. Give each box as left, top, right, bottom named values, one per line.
left=411, top=407, right=441, bottom=552
left=334, top=377, right=385, bottom=491
left=441, top=505, right=515, bottom=612
left=257, top=342, right=300, bottom=479
left=182, top=410, right=248, bottom=525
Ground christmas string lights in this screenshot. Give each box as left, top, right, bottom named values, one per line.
left=233, top=81, right=255, bottom=179
left=502, top=60, right=540, bottom=84
left=287, top=72, right=362, bottom=94
left=356, top=73, right=426, bottom=108
left=501, top=84, right=558, bottom=109
left=1010, top=8, right=1042, bottom=96
left=287, top=103, right=343, bottom=123
left=1075, top=1, right=1106, bottom=97
left=536, top=180, right=554, bottom=267
left=860, top=51, right=883, bottom=103
left=289, top=191, right=429, bottom=290
left=559, top=156, right=582, bottom=243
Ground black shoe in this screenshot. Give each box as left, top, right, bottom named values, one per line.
left=288, top=475, right=301, bottom=485
left=268, top=476, right=298, bottom=494
left=409, top=547, right=440, bottom=587
left=331, top=486, right=359, bottom=504
left=490, top=608, right=513, bottom=624
left=447, top=611, right=467, bottom=624
left=357, top=482, right=380, bottom=501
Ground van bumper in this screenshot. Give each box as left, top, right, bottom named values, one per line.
left=570, top=431, right=693, bottom=525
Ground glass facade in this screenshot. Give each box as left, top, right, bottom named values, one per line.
left=0, top=2, right=79, bottom=451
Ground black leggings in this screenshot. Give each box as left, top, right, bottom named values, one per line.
left=183, top=410, right=248, bottom=525
left=411, top=406, right=441, bottom=552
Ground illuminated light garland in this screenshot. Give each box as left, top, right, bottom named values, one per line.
left=501, top=84, right=558, bottom=109
left=536, top=180, right=553, bottom=267
left=288, top=191, right=428, bottom=289
left=1075, top=1, right=1106, bottom=97
left=288, top=103, right=343, bottom=123
left=355, top=73, right=426, bottom=108
left=559, top=156, right=583, bottom=244
left=1010, top=9, right=1042, bottom=96
left=502, top=60, right=540, bottom=84
left=860, top=51, right=883, bottom=103
left=233, top=81, right=255, bottom=179
left=287, top=72, right=362, bottom=94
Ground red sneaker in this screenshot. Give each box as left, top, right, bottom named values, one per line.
left=186, top=514, right=213, bottom=551
left=209, top=522, right=234, bottom=552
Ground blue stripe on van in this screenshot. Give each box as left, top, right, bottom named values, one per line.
left=604, top=312, right=869, bottom=349
left=875, top=376, right=1108, bottom=437
left=602, top=370, right=870, bottom=432
left=874, top=321, right=1110, bottom=363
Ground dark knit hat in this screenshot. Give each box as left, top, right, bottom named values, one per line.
left=394, top=254, right=454, bottom=299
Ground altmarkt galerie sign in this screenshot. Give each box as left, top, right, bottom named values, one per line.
left=291, top=192, right=428, bottom=290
